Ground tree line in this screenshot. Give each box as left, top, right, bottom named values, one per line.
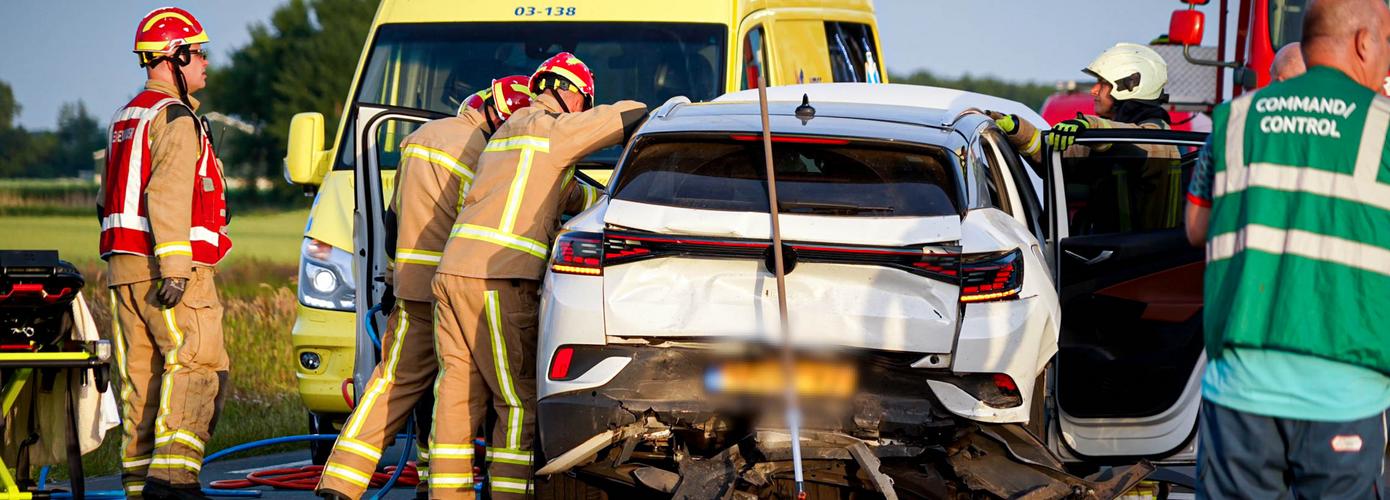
left=0, top=81, right=105, bottom=179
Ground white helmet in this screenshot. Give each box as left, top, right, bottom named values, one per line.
left=1083, top=43, right=1168, bottom=101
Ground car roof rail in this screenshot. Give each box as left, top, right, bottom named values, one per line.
left=652, top=96, right=692, bottom=120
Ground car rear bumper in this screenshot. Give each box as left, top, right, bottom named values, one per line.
left=538, top=344, right=1019, bottom=459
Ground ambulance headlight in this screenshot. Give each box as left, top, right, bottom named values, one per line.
left=298, top=238, right=356, bottom=311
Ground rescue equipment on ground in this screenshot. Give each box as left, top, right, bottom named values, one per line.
left=0, top=250, right=114, bottom=500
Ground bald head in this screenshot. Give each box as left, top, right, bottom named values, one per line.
left=1302, top=0, right=1390, bottom=89
left=1272, top=42, right=1307, bottom=81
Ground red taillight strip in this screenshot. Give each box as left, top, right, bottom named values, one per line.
left=611, top=233, right=768, bottom=248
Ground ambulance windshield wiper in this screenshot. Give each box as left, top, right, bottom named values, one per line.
left=778, top=200, right=895, bottom=215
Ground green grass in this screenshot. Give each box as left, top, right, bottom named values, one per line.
left=0, top=209, right=308, bottom=266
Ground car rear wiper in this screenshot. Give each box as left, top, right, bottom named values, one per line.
left=779, top=201, right=896, bottom=215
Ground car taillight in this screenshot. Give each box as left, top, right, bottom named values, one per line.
left=549, top=346, right=574, bottom=380
left=959, top=249, right=1023, bottom=303
left=551, top=231, right=604, bottom=276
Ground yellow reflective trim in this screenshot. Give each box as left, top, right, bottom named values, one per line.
left=323, top=464, right=371, bottom=488
left=499, top=148, right=535, bottom=234
left=153, top=241, right=192, bottom=257
left=343, top=306, right=411, bottom=437
left=155, top=430, right=205, bottom=452
left=150, top=454, right=202, bottom=472
left=1022, top=130, right=1041, bottom=156
left=396, top=249, right=443, bottom=266
left=333, top=437, right=383, bottom=462
left=402, top=144, right=474, bottom=180
left=449, top=224, right=548, bottom=259
left=0, top=352, right=91, bottom=361
left=581, top=184, right=600, bottom=209
left=142, top=11, right=195, bottom=32
left=544, top=65, right=590, bottom=94
left=484, top=136, right=551, bottom=153
left=430, top=444, right=475, bottom=459
left=154, top=307, right=186, bottom=436
left=486, top=291, right=524, bottom=450
left=491, top=477, right=534, bottom=494
left=429, top=473, right=475, bottom=486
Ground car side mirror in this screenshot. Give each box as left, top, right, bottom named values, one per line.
left=286, top=112, right=328, bottom=186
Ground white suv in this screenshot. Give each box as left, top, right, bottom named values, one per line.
left=527, top=84, right=1207, bottom=496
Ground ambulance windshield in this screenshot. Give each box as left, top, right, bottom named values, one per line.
left=336, top=22, right=726, bottom=170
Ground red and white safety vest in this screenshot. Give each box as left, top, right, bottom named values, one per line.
left=99, top=90, right=230, bottom=266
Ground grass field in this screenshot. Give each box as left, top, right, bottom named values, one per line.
left=0, top=209, right=308, bottom=265
left=1, top=211, right=315, bottom=480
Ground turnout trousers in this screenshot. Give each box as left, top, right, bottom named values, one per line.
left=431, top=275, right=538, bottom=499
left=108, top=266, right=229, bottom=495
left=317, top=299, right=439, bottom=499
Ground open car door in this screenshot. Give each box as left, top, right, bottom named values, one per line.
left=1041, top=129, right=1209, bottom=463
left=350, top=104, right=449, bottom=396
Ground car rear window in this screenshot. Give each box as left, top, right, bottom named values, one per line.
left=611, top=136, right=960, bottom=216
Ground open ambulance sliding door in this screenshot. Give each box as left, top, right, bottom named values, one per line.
left=350, top=104, right=449, bottom=397
left=1041, top=129, right=1209, bottom=469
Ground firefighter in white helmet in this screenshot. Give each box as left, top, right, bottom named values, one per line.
left=990, top=42, right=1182, bottom=231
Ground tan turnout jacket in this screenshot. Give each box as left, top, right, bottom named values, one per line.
left=388, top=108, right=490, bottom=302
left=437, top=94, right=647, bottom=280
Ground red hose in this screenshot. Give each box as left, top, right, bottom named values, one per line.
left=341, top=379, right=356, bottom=410
left=208, top=463, right=420, bottom=491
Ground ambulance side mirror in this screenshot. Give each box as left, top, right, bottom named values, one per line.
left=1169, top=10, right=1204, bottom=46
left=286, top=112, right=328, bottom=187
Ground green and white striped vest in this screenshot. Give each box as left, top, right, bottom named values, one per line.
left=1205, top=66, right=1390, bottom=373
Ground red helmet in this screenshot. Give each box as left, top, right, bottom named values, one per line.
left=489, top=75, right=534, bottom=120
left=529, top=52, right=596, bottom=102
left=133, top=7, right=209, bottom=66
left=460, top=89, right=489, bottom=114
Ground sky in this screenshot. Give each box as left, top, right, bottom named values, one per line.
left=0, top=0, right=1228, bottom=130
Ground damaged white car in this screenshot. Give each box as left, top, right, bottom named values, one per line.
left=531, top=84, right=1201, bottom=498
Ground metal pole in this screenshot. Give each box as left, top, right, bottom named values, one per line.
left=755, top=63, right=806, bottom=498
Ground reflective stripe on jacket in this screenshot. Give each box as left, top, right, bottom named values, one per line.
left=437, top=94, right=646, bottom=280
left=388, top=109, right=488, bottom=302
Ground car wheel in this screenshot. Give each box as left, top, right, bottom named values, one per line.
left=308, top=411, right=345, bottom=465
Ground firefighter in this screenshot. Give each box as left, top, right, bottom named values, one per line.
left=430, top=52, right=647, bottom=498
left=100, top=7, right=229, bottom=499
left=315, top=76, right=533, bottom=500
left=1271, top=42, right=1308, bottom=82
left=990, top=43, right=1183, bottom=231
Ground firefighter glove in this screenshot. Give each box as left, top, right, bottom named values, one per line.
left=1048, top=114, right=1090, bottom=150
left=157, top=277, right=187, bottom=308
left=988, top=111, right=1020, bottom=135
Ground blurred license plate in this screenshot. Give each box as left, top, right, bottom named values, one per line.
left=705, top=359, right=857, bottom=397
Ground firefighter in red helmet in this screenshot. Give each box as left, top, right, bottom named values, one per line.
left=101, top=7, right=229, bottom=499
left=429, top=52, right=647, bottom=498
left=315, top=76, right=533, bottom=500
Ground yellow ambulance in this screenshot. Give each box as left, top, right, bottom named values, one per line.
left=282, top=0, right=889, bottom=461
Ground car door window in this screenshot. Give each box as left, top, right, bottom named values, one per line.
left=1061, top=141, right=1196, bottom=235
left=740, top=26, right=767, bottom=90
left=823, top=22, right=880, bottom=83
left=967, top=136, right=1009, bottom=213
left=985, top=130, right=1045, bottom=242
